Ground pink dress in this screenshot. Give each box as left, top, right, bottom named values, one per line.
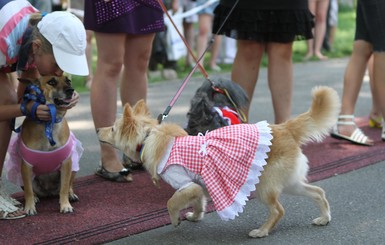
left=157, top=121, right=272, bottom=221
left=5, top=132, right=83, bottom=186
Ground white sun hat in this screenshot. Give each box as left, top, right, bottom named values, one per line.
left=37, top=11, right=89, bottom=76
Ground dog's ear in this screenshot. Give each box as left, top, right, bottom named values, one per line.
left=122, top=103, right=137, bottom=134
left=133, top=99, right=150, bottom=116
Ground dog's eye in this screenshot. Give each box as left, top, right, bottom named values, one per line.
left=47, top=78, right=57, bottom=86
left=65, top=77, right=72, bottom=85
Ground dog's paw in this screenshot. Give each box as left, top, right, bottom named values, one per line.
left=24, top=206, right=37, bottom=216
left=170, top=216, right=181, bottom=227
left=60, top=204, right=74, bottom=214
left=312, top=215, right=331, bottom=226
left=185, top=211, right=204, bottom=222
left=248, top=228, right=269, bottom=238
left=69, top=193, right=79, bottom=202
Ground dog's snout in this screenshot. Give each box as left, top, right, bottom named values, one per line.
left=65, top=87, right=74, bottom=98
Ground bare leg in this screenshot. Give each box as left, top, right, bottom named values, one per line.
left=267, top=42, right=293, bottom=124
left=372, top=52, right=385, bottom=134
left=231, top=40, right=264, bottom=118
left=209, top=35, right=222, bottom=70
left=368, top=54, right=382, bottom=126
left=337, top=40, right=373, bottom=144
left=0, top=73, right=17, bottom=177
left=196, top=14, right=213, bottom=67
left=183, top=21, right=195, bottom=67
left=314, top=0, right=329, bottom=60
left=120, top=34, right=155, bottom=106
left=91, top=33, right=125, bottom=173
left=85, top=30, right=94, bottom=89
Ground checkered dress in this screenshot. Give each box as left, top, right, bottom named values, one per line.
left=158, top=121, right=272, bottom=221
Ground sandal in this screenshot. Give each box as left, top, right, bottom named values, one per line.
left=0, top=194, right=26, bottom=220
left=95, top=165, right=133, bottom=182
left=331, top=115, right=373, bottom=146
left=0, top=184, right=21, bottom=206
left=122, top=154, right=144, bottom=171
left=369, top=114, right=383, bottom=128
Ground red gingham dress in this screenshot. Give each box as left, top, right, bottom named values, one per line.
left=157, top=121, right=272, bottom=221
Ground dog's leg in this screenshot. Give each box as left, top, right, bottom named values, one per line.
left=68, top=171, right=79, bottom=202
left=286, top=181, right=331, bottom=226
left=21, top=162, right=38, bottom=215
left=249, top=191, right=284, bottom=238
left=167, top=183, right=206, bottom=227
left=59, top=159, right=74, bottom=213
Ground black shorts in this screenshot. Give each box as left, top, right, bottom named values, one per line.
left=355, top=0, right=385, bottom=52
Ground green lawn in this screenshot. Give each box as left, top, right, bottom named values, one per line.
left=70, top=4, right=356, bottom=93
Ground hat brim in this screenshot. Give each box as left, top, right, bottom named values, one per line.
left=53, top=46, right=89, bottom=76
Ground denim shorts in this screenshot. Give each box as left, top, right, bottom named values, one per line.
left=196, top=0, right=218, bottom=15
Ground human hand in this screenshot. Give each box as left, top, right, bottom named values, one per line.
left=57, top=91, right=80, bottom=110
left=25, top=102, right=51, bottom=121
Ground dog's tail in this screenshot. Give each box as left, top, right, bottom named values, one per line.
left=283, top=86, right=340, bottom=145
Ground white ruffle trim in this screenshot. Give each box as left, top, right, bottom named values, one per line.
left=217, top=121, right=272, bottom=221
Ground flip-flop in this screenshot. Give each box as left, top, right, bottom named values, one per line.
left=95, top=166, right=133, bottom=182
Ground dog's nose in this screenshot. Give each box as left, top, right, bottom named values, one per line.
left=65, top=88, right=74, bottom=98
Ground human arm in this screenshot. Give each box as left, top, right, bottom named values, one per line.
left=0, top=102, right=51, bottom=122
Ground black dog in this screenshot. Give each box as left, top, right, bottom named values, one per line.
left=185, top=78, right=249, bottom=135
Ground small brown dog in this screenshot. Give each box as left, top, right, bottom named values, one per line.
left=5, top=76, right=82, bottom=215
left=97, top=86, right=340, bottom=238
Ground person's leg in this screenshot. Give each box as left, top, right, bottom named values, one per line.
left=196, top=14, right=212, bottom=66
left=91, top=32, right=126, bottom=174
left=0, top=72, right=25, bottom=219
left=336, top=40, right=373, bottom=144
left=183, top=21, right=195, bottom=67
left=0, top=73, right=16, bottom=177
left=305, top=0, right=316, bottom=59
left=85, top=30, right=94, bottom=89
left=367, top=55, right=382, bottom=127
left=120, top=33, right=155, bottom=106
left=313, top=0, right=329, bottom=60
left=266, top=42, right=294, bottom=124
left=209, top=35, right=222, bottom=71
left=372, top=52, right=385, bottom=138
left=231, top=40, right=264, bottom=118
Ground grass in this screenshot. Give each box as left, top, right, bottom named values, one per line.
left=70, top=4, right=356, bottom=93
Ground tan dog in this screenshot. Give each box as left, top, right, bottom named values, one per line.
left=97, top=86, right=340, bottom=238
left=7, top=76, right=81, bottom=215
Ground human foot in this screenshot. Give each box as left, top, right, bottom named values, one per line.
left=0, top=195, right=26, bottom=220
left=369, top=113, right=383, bottom=128
left=331, top=115, right=373, bottom=146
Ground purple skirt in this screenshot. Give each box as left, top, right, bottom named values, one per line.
left=84, top=0, right=165, bottom=34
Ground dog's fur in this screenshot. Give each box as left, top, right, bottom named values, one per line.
left=185, top=78, right=248, bottom=135
left=97, top=86, right=340, bottom=238
left=18, top=76, right=78, bottom=215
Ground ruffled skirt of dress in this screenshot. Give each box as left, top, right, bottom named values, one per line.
left=4, top=132, right=83, bottom=186
left=204, top=121, right=273, bottom=221
left=213, top=5, right=314, bottom=43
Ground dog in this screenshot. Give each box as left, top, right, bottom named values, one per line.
left=97, top=86, right=340, bottom=238
left=5, top=76, right=83, bottom=215
left=185, top=78, right=248, bottom=135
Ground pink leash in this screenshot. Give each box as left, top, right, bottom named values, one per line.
left=156, top=0, right=240, bottom=123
